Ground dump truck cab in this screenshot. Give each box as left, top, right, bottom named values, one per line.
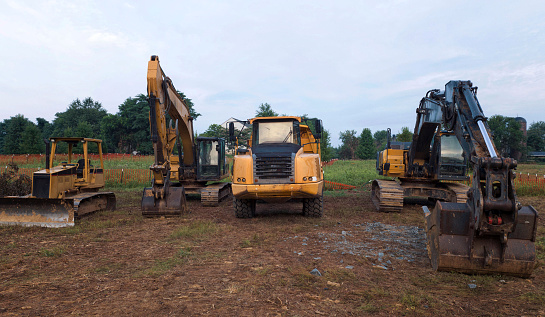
left=230, top=116, right=324, bottom=218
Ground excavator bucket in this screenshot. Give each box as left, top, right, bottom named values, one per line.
left=424, top=201, right=537, bottom=277
left=0, top=197, right=75, bottom=228
left=141, top=186, right=187, bottom=217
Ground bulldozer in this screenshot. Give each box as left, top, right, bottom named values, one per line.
left=229, top=116, right=324, bottom=218
left=375, top=80, right=537, bottom=276
left=141, top=55, right=230, bottom=217
left=0, top=137, right=116, bottom=227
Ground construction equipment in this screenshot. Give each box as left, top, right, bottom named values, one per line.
left=372, top=89, right=472, bottom=212
left=141, top=55, right=230, bottom=217
left=419, top=80, right=536, bottom=276
left=229, top=116, right=324, bottom=218
left=0, top=137, right=116, bottom=227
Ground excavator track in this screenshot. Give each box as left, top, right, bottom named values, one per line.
left=200, top=182, right=231, bottom=206
left=371, top=179, right=404, bottom=212
left=443, top=182, right=469, bottom=203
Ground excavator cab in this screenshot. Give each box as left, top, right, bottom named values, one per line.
left=435, top=132, right=468, bottom=181
left=196, top=137, right=227, bottom=181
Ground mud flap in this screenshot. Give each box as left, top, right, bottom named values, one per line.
left=141, top=186, right=187, bottom=217
left=424, top=202, right=537, bottom=277
left=0, top=197, right=75, bottom=228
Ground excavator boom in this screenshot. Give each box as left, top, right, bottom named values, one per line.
left=424, top=80, right=538, bottom=277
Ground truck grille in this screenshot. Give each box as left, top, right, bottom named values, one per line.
left=254, top=154, right=294, bottom=184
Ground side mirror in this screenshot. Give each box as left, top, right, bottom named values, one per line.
left=228, top=122, right=236, bottom=142
left=314, top=119, right=322, bottom=139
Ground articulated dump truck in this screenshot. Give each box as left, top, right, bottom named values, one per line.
left=229, top=116, right=324, bottom=218
left=0, top=138, right=116, bottom=227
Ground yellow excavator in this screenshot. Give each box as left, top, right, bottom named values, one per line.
left=376, top=80, right=537, bottom=276
left=0, top=137, right=116, bottom=227
left=228, top=116, right=324, bottom=218
left=373, top=91, right=471, bottom=212
left=141, top=55, right=230, bottom=216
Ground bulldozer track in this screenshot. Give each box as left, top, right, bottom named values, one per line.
left=371, top=180, right=404, bottom=212
left=73, top=192, right=116, bottom=218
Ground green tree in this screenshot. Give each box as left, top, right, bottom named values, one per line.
left=101, top=94, right=152, bottom=154
left=527, top=121, right=545, bottom=152
left=373, top=129, right=389, bottom=151
left=338, top=130, right=359, bottom=159
left=356, top=128, right=375, bottom=159
left=396, top=127, right=413, bottom=142
left=36, top=117, right=52, bottom=140
left=200, top=124, right=228, bottom=138
left=488, top=115, right=524, bottom=158
left=52, top=97, right=108, bottom=138
left=176, top=91, right=201, bottom=120
left=255, top=103, right=278, bottom=117
left=320, top=129, right=334, bottom=161
left=21, top=124, right=44, bottom=154
left=2, top=115, right=33, bottom=154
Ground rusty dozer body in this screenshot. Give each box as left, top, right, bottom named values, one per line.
left=422, top=81, right=537, bottom=277
left=0, top=138, right=116, bottom=227
left=142, top=55, right=230, bottom=217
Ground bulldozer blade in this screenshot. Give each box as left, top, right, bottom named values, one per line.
left=141, top=186, right=187, bottom=217
left=425, top=201, right=536, bottom=277
left=0, top=197, right=75, bottom=228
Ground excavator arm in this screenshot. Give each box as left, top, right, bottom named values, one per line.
left=424, top=80, right=537, bottom=277
left=142, top=55, right=194, bottom=215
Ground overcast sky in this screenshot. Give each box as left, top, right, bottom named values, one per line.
left=1, top=0, right=544, bottom=146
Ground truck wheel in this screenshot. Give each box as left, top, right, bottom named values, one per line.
left=234, top=197, right=256, bottom=218
left=303, top=194, right=323, bottom=217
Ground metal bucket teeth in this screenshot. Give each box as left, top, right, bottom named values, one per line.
left=0, top=197, right=75, bottom=228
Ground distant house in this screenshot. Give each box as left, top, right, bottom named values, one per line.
left=221, top=117, right=250, bottom=131
left=529, top=152, right=545, bottom=158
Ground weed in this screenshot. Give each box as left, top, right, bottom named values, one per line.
left=39, top=246, right=65, bottom=257
left=519, top=291, right=545, bottom=305
left=357, top=303, right=380, bottom=313
left=240, top=233, right=266, bottom=248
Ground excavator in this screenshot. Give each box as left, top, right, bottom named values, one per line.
left=0, top=137, right=116, bottom=227
left=376, top=80, right=537, bottom=276
left=229, top=116, right=324, bottom=218
left=373, top=91, right=471, bottom=212
left=141, top=55, right=230, bottom=216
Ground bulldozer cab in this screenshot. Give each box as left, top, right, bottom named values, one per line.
left=47, top=137, right=105, bottom=189
left=196, top=137, right=228, bottom=181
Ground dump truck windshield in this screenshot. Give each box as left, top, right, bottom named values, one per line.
left=253, top=120, right=300, bottom=146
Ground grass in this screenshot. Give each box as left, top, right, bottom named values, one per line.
left=323, top=160, right=388, bottom=188
left=39, top=246, right=65, bottom=257
left=170, top=220, right=220, bottom=240
left=142, top=247, right=193, bottom=277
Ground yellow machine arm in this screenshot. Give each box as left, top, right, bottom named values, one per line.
left=147, top=55, right=194, bottom=169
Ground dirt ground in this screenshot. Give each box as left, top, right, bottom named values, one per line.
left=1, top=189, right=544, bottom=316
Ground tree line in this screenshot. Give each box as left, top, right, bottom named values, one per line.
left=335, top=116, right=545, bottom=161
left=0, top=99, right=338, bottom=161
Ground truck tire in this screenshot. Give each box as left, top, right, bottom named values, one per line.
left=234, top=197, right=256, bottom=218
left=303, top=194, right=323, bottom=217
